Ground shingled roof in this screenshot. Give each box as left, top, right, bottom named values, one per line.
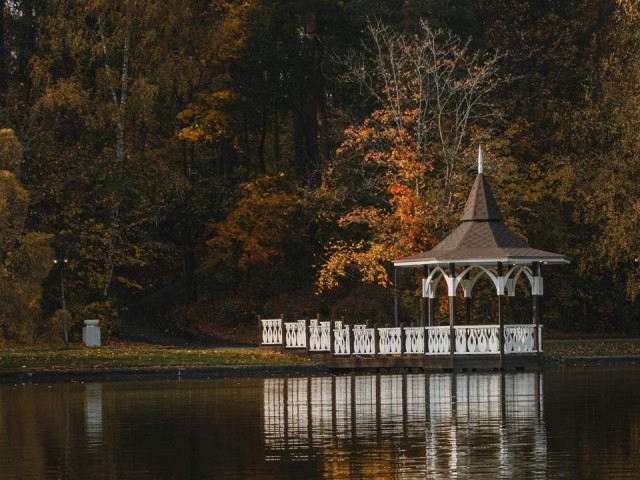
left=394, top=163, right=569, bottom=267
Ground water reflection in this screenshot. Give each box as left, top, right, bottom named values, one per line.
left=1, top=368, right=639, bottom=479
left=263, top=372, right=547, bottom=478
left=85, top=383, right=103, bottom=446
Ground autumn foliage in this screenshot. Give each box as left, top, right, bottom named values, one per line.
left=2, top=1, right=640, bottom=341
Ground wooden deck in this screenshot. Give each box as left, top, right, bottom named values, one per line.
left=278, top=351, right=543, bottom=372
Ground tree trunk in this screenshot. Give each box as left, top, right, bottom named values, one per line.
left=258, top=104, right=267, bottom=173
left=273, top=108, right=280, bottom=168
left=102, top=20, right=130, bottom=297
left=0, top=0, right=7, bottom=107
left=18, top=0, right=36, bottom=104
left=307, top=15, right=331, bottom=189
left=183, top=142, right=197, bottom=303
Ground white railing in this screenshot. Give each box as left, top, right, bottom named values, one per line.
left=353, top=326, right=375, bottom=355
left=333, top=321, right=350, bottom=355
left=378, top=328, right=402, bottom=354
left=454, top=326, right=501, bottom=354
left=504, top=325, right=537, bottom=353
left=261, top=318, right=283, bottom=345
left=309, top=320, right=331, bottom=352
left=263, top=318, right=542, bottom=357
left=426, top=326, right=451, bottom=355
left=284, top=320, right=306, bottom=348
left=404, top=327, right=424, bottom=354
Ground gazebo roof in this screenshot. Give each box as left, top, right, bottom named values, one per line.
left=394, top=152, right=569, bottom=267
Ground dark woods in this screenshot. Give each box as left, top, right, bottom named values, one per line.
left=0, top=0, right=638, bottom=343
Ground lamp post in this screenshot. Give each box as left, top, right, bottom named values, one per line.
left=54, top=257, right=69, bottom=345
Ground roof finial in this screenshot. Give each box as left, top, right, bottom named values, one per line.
left=477, top=144, right=484, bottom=175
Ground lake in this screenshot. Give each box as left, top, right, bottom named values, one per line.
left=0, top=366, right=638, bottom=479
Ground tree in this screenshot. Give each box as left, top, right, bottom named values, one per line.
left=0, top=129, right=54, bottom=343
left=318, top=19, right=504, bottom=290
left=560, top=9, right=640, bottom=306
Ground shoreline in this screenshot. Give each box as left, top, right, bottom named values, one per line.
left=2, top=355, right=640, bottom=384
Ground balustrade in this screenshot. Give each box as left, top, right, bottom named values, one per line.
left=263, top=317, right=541, bottom=359
left=284, top=320, right=306, bottom=348
left=353, top=327, right=376, bottom=355
left=454, top=326, right=501, bottom=354
left=261, top=318, right=283, bottom=345
left=404, top=327, right=424, bottom=354
left=309, top=321, right=331, bottom=352
left=426, top=327, right=451, bottom=355
left=333, top=322, right=350, bottom=355
left=378, top=328, right=402, bottom=355
left=504, top=325, right=537, bottom=353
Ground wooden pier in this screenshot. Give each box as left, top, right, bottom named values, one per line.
left=260, top=317, right=544, bottom=372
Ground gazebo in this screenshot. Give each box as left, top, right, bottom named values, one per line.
left=393, top=148, right=569, bottom=369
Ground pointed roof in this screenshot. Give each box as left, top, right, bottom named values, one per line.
left=460, top=174, right=501, bottom=222
left=394, top=151, right=569, bottom=267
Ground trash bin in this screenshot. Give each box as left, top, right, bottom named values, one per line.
left=83, top=319, right=101, bottom=347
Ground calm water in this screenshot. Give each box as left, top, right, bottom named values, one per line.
left=0, top=367, right=639, bottom=479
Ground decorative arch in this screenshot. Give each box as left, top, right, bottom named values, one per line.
left=505, top=265, right=534, bottom=297
left=423, top=266, right=448, bottom=298
left=466, top=265, right=501, bottom=296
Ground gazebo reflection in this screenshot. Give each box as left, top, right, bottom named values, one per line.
left=262, top=373, right=547, bottom=478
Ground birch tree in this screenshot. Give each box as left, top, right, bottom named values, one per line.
left=318, top=19, right=504, bottom=290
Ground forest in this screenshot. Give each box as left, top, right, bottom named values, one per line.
left=1, top=0, right=639, bottom=344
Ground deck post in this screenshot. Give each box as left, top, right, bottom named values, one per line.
left=373, top=323, right=379, bottom=355
left=420, top=266, right=428, bottom=327
left=304, top=317, right=310, bottom=353
left=257, top=315, right=262, bottom=345
left=348, top=323, right=355, bottom=355
left=280, top=314, right=286, bottom=349
left=329, top=319, right=335, bottom=355
left=532, top=261, right=543, bottom=352
left=498, top=262, right=505, bottom=368
left=400, top=323, right=405, bottom=355
left=464, top=267, right=471, bottom=325
left=448, top=263, right=456, bottom=367
left=394, top=267, right=399, bottom=327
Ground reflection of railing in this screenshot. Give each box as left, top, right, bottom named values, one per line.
left=261, top=318, right=542, bottom=358
left=262, top=372, right=547, bottom=476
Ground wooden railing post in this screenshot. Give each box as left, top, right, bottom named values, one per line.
left=348, top=324, right=355, bottom=355
left=280, top=314, right=286, bottom=349
left=448, top=263, right=456, bottom=368
left=257, top=315, right=262, bottom=345
left=304, top=317, right=310, bottom=353
left=498, top=262, right=505, bottom=368
left=373, top=323, right=379, bottom=355
left=329, top=319, right=335, bottom=355
left=400, top=322, right=405, bottom=355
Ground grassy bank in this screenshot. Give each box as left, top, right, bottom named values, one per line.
left=544, top=338, right=640, bottom=359
left=1, top=339, right=639, bottom=375
left=0, top=343, right=310, bottom=373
